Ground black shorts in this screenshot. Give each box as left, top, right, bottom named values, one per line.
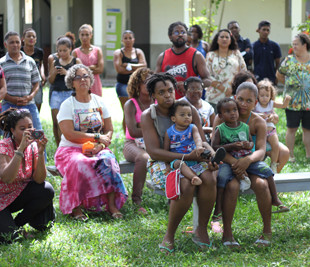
left=285, top=109, right=310, bottom=130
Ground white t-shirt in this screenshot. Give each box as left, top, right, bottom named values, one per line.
left=57, top=94, right=110, bottom=147
left=182, top=97, right=214, bottom=127
left=254, top=100, right=275, bottom=129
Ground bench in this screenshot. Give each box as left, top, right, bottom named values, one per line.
left=47, top=160, right=135, bottom=177
left=146, top=172, right=310, bottom=230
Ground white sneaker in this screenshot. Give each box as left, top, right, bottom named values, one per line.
left=270, top=162, right=278, bottom=174
left=240, top=176, right=251, bottom=192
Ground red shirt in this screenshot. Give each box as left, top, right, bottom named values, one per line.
left=161, top=47, right=198, bottom=99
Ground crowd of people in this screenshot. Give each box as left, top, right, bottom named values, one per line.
left=0, top=19, right=309, bottom=253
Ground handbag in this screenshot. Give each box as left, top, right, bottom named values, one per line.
left=165, top=155, right=185, bottom=200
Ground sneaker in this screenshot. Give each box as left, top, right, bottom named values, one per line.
left=270, top=162, right=278, bottom=174
left=240, top=176, right=251, bottom=192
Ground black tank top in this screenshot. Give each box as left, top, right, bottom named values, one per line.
left=50, top=57, right=77, bottom=92
left=116, top=48, right=139, bottom=84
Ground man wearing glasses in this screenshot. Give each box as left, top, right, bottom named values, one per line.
left=155, top=21, right=211, bottom=99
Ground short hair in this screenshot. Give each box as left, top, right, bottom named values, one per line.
left=236, top=82, right=258, bottom=99
left=56, top=37, right=72, bottom=49
left=257, top=78, right=277, bottom=101
left=169, top=100, right=191, bottom=117
left=146, top=73, right=177, bottom=97
left=258, top=20, right=271, bottom=30
left=4, top=31, right=20, bottom=42
left=127, top=68, right=154, bottom=98
left=227, top=21, right=239, bottom=29
left=168, top=21, right=188, bottom=36
left=217, top=97, right=237, bottom=115
left=122, top=30, right=134, bottom=38
left=65, top=64, right=95, bottom=93
left=209, top=29, right=238, bottom=51
left=190, top=25, right=203, bottom=39
left=296, top=33, right=310, bottom=51
left=232, top=71, right=257, bottom=95
left=184, top=76, right=203, bottom=91
left=78, top=24, right=93, bottom=34
left=0, top=108, right=32, bottom=138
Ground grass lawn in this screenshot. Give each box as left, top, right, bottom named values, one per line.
left=0, top=88, right=309, bottom=266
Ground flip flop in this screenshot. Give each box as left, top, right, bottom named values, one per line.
left=72, top=214, right=88, bottom=222
left=272, top=204, right=290, bottom=213
left=254, top=238, right=271, bottom=247
left=192, top=235, right=212, bottom=249
left=111, top=212, right=123, bottom=219
left=223, top=240, right=241, bottom=248
left=211, top=221, right=223, bottom=233
left=211, top=147, right=226, bottom=166
left=158, top=243, right=175, bottom=254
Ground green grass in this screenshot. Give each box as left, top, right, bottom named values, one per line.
left=0, top=90, right=309, bottom=266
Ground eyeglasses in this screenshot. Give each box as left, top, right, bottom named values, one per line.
left=73, top=74, right=90, bottom=81
left=188, top=88, right=203, bottom=93
left=173, top=30, right=186, bottom=36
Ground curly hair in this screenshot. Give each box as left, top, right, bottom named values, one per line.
left=257, top=79, right=277, bottom=101
left=169, top=100, right=191, bottom=117
left=168, top=21, right=188, bottom=36
left=232, top=71, right=257, bottom=95
left=127, top=68, right=154, bottom=98
left=146, top=73, right=177, bottom=97
left=209, top=29, right=238, bottom=51
left=65, top=32, right=76, bottom=49
left=216, top=97, right=237, bottom=115
left=65, top=64, right=95, bottom=94
left=0, top=108, right=32, bottom=138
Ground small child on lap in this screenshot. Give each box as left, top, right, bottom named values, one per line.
left=164, top=101, right=205, bottom=185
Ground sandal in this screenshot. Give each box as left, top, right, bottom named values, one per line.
left=111, top=212, right=123, bottom=219
left=158, top=242, right=175, bottom=254
left=272, top=204, right=290, bottom=214
left=223, top=240, right=241, bottom=248
left=192, top=235, right=213, bottom=249
left=254, top=235, right=271, bottom=247
left=211, top=147, right=226, bottom=166
left=71, top=213, right=88, bottom=222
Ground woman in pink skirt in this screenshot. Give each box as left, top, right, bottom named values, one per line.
left=73, top=24, right=104, bottom=96
left=55, top=64, right=127, bottom=221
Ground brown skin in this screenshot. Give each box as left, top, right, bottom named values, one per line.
left=0, top=72, right=7, bottom=101
left=155, top=25, right=211, bottom=97
left=189, top=26, right=209, bottom=55
left=4, top=35, right=40, bottom=106
left=0, top=117, right=47, bottom=184
left=141, top=79, right=217, bottom=251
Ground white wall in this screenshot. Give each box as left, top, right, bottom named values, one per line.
left=150, top=0, right=189, bottom=45
left=192, top=0, right=293, bottom=45
left=51, top=0, right=69, bottom=47
left=6, top=0, right=19, bottom=33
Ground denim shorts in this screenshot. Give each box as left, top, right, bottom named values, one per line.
left=115, top=82, right=129, bottom=97
left=50, top=90, right=73, bottom=110
left=217, top=161, right=273, bottom=188
left=34, top=85, right=43, bottom=105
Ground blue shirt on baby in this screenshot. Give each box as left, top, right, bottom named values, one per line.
left=167, top=124, right=196, bottom=154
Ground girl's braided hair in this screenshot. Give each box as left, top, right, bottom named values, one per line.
left=0, top=108, right=32, bottom=138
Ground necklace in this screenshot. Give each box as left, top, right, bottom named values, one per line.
left=218, top=51, right=229, bottom=69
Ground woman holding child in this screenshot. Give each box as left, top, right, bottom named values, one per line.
left=55, top=64, right=127, bottom=221
left=123, top=67, right=154, bottom=213
left=141, top=73, right=218, bottom=253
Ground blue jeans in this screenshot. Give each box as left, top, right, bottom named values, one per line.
left=2, top=102, right=42, bottom=130
left=115, top=82, right=129, bottom=97
left=49, top=90, right=73, bottom=110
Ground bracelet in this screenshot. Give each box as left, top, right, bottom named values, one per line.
left=14, top=150, right=24, bottom=158
left=94, top=133, right=100, bottom=142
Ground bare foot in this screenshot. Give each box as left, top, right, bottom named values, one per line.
left=191, top=176, right=202, bottom=185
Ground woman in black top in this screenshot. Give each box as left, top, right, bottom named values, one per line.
left=48, top=37, right=81, bottom=146
left=21, top=28, right=46, bottom=112
left=113, top=30, right=147, bottom=132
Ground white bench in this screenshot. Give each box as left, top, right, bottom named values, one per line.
left=146, top=172, right=310, bottom=230
left=47, top=160, right=135, bottom=176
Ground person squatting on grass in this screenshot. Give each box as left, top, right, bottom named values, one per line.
left=141, top=73, right=218, bottom=253
left=254, top=79, right=291, bottom=173
left=164, top=100, right=205, bottom=186
left=54, top=64, right=128, bottom=221
left=123, top=67, right=154, bottom=214
left=0, top=108, right=55, bottom=244
left=212, top=82, right=289, bottom=248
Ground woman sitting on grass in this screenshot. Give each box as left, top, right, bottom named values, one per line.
left=54, top=64, right=128, bottom=221
left=123, top=67, right=154, bottom=214
left=0, top=108, right=55, bottom=243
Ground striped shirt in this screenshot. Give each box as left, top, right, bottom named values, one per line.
left=0, top=51, right=40, bottom=104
